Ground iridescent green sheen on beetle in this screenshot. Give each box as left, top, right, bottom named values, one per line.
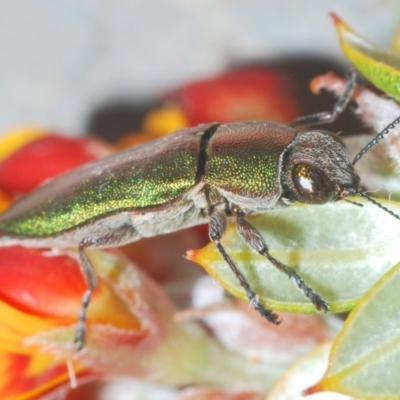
left=0, top=132, right=199, bottom=237
left=0, top=70, right=399, bottom=350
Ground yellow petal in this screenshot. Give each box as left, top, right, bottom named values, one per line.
left=0, top=127, right=47, bottom=162
left=142, top=105, right=189, bottom=137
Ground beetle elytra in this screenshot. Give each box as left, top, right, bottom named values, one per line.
left=0, top=70, right=398, bottom=349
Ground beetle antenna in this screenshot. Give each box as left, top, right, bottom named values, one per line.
left=353, top=115, right=400, bottom=165
left=343, top=198, right=363, bottom=207
left=357, top=191, right=400, bottom=221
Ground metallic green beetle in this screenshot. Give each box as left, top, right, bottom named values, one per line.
left=0, top=71, right=397, bottom=349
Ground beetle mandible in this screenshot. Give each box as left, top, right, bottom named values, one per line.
left=0, top=70, right=398, bottom=350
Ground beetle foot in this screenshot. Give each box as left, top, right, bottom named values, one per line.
left=293, top=274, right=330, bottom=312
left=250, top=294, right=281, bottom=325
left=312, top=294, right=330, bottom=313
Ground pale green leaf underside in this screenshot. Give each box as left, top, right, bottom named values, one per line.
left=320, top=260, right=400, bottom=398
left=268, top=342, right=355, bottom=400
left=191, top=199, right=400, bottom=314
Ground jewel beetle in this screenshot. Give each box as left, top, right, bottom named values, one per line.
left=0, top=70, right=398, bottom=349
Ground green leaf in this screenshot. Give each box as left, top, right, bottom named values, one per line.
left=391, top=22, right=400, bottom=53
left=332, top=13, right=400, bottom=101
left=188, top=199, right=400, bottom=314
left=268, top=342, right=355, bottom=400
left=310, top=260, right=400, bottom=398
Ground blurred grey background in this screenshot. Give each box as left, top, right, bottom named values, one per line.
left=0, top=0, right=399, bottom=136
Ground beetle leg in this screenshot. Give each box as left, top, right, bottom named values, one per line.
left=209, top=209, right=281, bottom=324
left=234, top=208, right=329, bottom=313
left=289, top=68, right=356, bottom=128
left=74, top=223, right=139, bottom=349
left=75, top=239, right=99, bottom=350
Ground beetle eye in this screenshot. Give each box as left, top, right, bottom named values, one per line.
left=292, top=163, right=335, bottom=204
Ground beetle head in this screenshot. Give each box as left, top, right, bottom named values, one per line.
left=281, top=130, right=360, bottom=205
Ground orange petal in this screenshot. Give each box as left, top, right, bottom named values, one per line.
left=0, top=351, right=91, bottom=400
left=142, top=105, right=189, bottom=137
left=115, top=131, right=158, bottom=149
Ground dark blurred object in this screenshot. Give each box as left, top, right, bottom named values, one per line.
left=87, top=103, right=152, bottom=143
left=86, top=58, right=363, bottom=142
left=264, top=57, right=362, bottom=135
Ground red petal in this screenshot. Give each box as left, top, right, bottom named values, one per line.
left=0, top=135, right=110, bottom=195
left=167, top=68, right=300, bottom=125
left=0, top=352, right=91, bottom=400
left=0, top=247, right=85, bottom=318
